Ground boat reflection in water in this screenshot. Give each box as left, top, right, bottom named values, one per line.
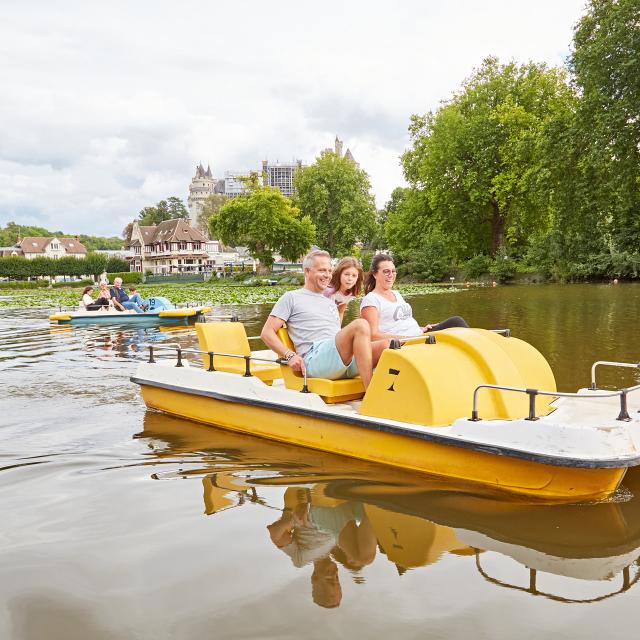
left=137, top=412, right=640, bottom=608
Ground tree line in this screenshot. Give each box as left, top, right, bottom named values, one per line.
left=387, top=0, right=640, bottom=281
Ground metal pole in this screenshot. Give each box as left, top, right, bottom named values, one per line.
left=243, top=356, right=252, bottom=377
left=207, top=352, right=215, bottom=372
left=176, top=347, right=183, bottom=367
left=525, top=389, right=539, bottom=421
left=148, top=345, right=155, bottom=364
left=617, top=390, right=631, bottom=421
left=301, top=368, right=309, bottom=393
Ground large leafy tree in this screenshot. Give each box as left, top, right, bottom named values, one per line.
left=137, top=196, right=189, bottom=226
left=571, top=0, right=640, bottom=253
left=294, top=150, right=376, bottom=256
left=209, top=187, right=315, bottom=269
left=402, top=57, right=576, bottom=258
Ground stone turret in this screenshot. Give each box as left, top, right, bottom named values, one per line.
left=188, top=162, right=217, bottom=229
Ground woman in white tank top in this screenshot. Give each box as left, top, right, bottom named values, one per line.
left=360, top=254, right=468, bottom=340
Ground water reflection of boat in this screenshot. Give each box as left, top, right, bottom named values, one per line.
left=133, top=323, right=640, bottom=501
left=136, top=412, right=640, bottom=604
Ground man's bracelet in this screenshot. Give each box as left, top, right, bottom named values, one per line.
left=283, top=350, right=296, bottom=362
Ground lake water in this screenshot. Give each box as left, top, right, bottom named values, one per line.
left=2, top=284, right=640, bottom=639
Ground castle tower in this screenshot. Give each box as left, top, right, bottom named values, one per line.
left=334, top=135, right=343, bottom=158
left=187, top=163, right=216, bottom=227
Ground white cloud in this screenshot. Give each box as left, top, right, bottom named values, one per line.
left=0, top=0, right=586, bottom=236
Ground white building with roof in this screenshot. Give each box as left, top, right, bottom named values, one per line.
left=0, top=237, right=87, bottom=259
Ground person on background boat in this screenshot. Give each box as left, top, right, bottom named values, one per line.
left=127, top=286, right=148, bottom=311
left=94, top=281, right=125, bottom=311
left=80, top=285, right=101, bottom=310
left=360, top=254, right=468, bottom=340
left=260, top=250, right=388, bottom=389
left=322, top=256, right=364, bottom=324
left=110, top=277, right=144, bottom=313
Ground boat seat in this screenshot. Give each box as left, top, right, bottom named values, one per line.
left=276, top=325, right=365, bottom=403
left=196, top=322, right=282, bottom=384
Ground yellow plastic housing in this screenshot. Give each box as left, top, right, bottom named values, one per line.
left=359, top=328, right=556, bottom=427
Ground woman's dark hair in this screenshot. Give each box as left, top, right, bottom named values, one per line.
left=82, top=286, right=93, bottom=295
left=329, top=256, right=363, bottom=297
left=364, top=254, right=394, bottom=294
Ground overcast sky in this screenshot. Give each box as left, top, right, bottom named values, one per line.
left=0, top=0, right=586, bottom=238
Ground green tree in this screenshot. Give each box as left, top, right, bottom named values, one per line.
left=78, top=235, right=123, bottom=251
left=402, top=57, right=576, bottom=258
left=571, top=0, right=640, bottom=253
left=122, top=222, right=134, bottom=241
left=209, top=187, right=315, bottom=269
left=383, top=187, right=455, bottom=281
left=136, top=196, right=188, bottom=226
left=0, top=222, right=63, bottom=246
left=294, top=150, right=377, bottom=255
left=106, top=256, right=129, bottom=273
left=83, top=252, right=109, bottom=280
left=197, top=194, right=227, bottom=236
left=166, top=196, right=190, bottom=220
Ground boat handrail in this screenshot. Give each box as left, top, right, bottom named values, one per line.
left=474, top=551, right=640, bottom=604
left=141, top=343, right=286, bottom=373
left=470, top=382, right=640, bottom=423
left=591, top=360, right=640, bottom=390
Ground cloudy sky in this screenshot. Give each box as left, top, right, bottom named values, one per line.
left=1, top=0, right=586, bottom=238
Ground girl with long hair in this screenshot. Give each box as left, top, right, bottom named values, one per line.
left=361, top=254, right=468, bottom=340
left=322, top=256, right=364, bottom=323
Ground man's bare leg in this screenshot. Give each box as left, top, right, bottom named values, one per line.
left=335, top=319, right=373, bottom=388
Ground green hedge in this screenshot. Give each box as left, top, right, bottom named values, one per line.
left=0, top=253, right=130, bottom=279
left=0, top=279, right=50, bottom=290
left=107, top=271, right=142, bottom=284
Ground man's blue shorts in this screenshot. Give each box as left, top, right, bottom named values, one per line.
left=303, top=338, right=359, bottom=379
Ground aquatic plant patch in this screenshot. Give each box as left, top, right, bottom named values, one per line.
left=0, top=283, right=446, bottom=310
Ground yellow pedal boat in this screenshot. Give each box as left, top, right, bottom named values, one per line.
left=131, top=321, right=640, bottom=502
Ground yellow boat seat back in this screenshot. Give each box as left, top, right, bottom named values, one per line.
left=276, top=325, right=365, bottom=403
left=195, top=322, right=282, bottom=384
left=360, top=328, right=556, bottom=427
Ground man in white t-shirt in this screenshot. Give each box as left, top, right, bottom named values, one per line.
left=261, top=250, right=388, bottom=389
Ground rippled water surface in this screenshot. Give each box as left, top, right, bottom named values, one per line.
left=2, top=284, right=640, bottom=639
